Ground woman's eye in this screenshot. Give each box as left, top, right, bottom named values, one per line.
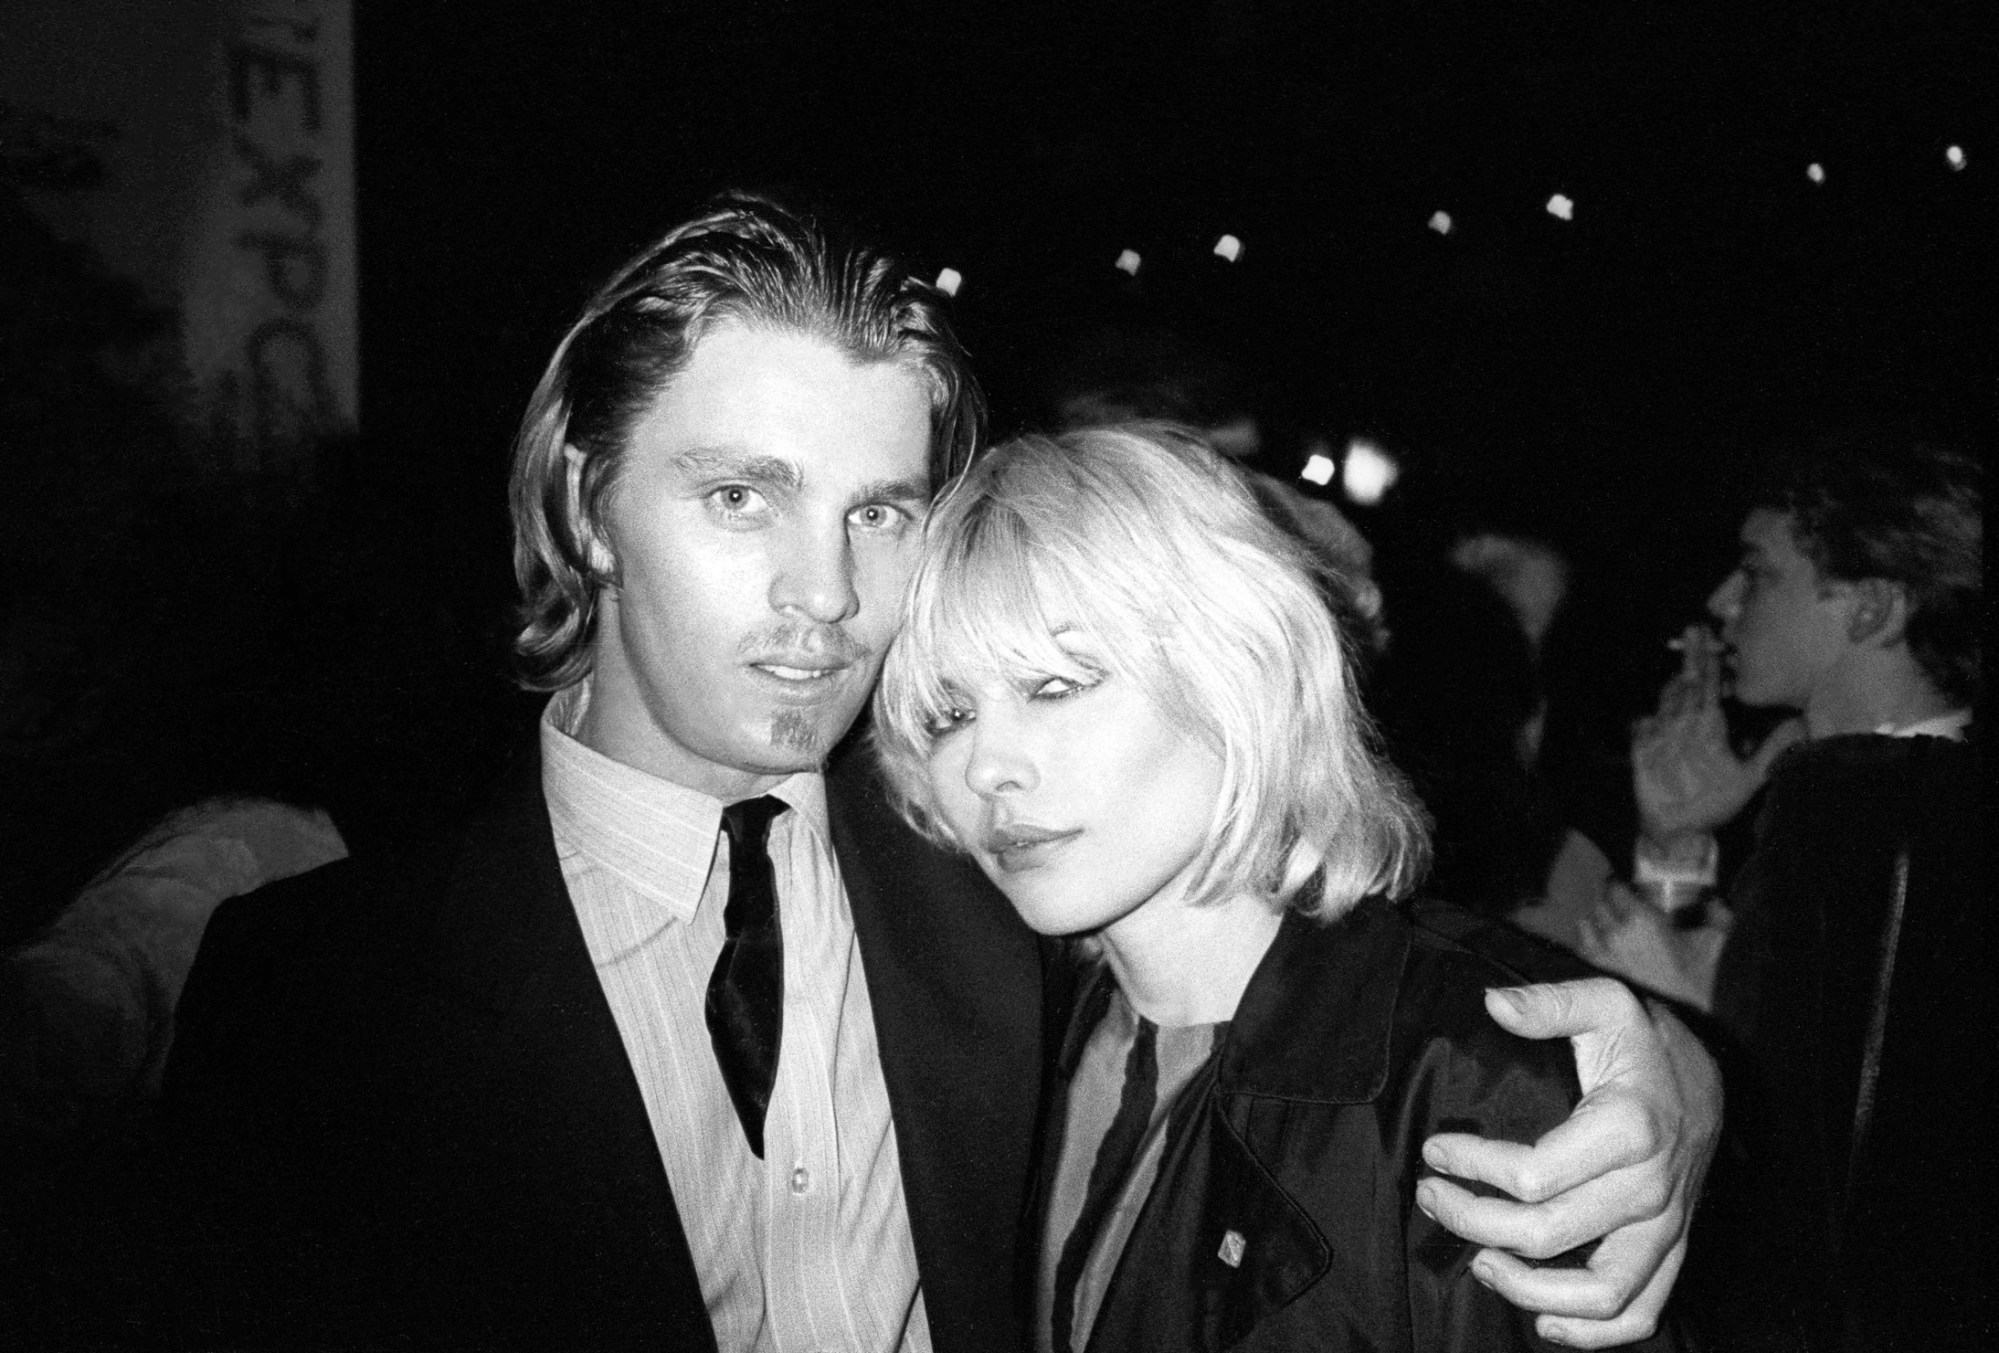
left=926, top=706, right=973, bottom=737
left=1032, top=674, right=1096, bottom=700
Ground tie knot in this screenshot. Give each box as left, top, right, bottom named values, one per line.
left=722, top=795, right=788, bottom=854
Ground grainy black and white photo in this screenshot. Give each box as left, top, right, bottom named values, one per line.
left=2, top=3, right=1983, bottom=1349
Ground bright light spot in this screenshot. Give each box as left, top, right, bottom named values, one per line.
left=1300, top=453, right=1336, bottom=486
left=1545, top=193, right=1574, bottom=221
left=1213, top=233, right=1244, bottom=263
left=1342, top=438, right=1398, bottom=505
left=933, top=267, right=962, bottom=297
left=1428, top=210, right=1453, bottom=235
left=1806, top=162, right=1826, bottom=184
left=1946, top=145, right=1966, bottom=171
left=1114, top=248, right=1142, bottom=276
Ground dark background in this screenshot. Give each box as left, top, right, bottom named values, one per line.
left=357, top=0, right=1988, bottom=499
left=4, top=0, right=1990, bottom=939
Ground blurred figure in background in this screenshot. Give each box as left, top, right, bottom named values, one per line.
left=1451, top=531, right=1571, bottom=766
left=1048, top=324, right=1386, bottom=656
left=1580, top=436, right=1984, bottom=1349
left=1, top=801, right=345, bottom=1137
left=1368, top=549, right=1567, bottom=918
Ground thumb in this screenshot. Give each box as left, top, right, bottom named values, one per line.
left=1746, top=717, right=1809, bottom=779
left=1482, top=977, right=1644, bottom=1042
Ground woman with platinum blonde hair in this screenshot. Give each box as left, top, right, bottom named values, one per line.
left=874, top=425, right=1676, bottom=1353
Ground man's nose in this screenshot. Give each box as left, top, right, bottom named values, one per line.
left=771, top=524, right=859, bottom=625
left=1706, top=572, right=1743, bottom=624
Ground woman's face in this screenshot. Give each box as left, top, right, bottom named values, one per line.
left=923, top=632, right=1226, bottom=939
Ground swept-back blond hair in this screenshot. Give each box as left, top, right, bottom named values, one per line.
left=509, top=190, right=984, bottom=691
left=874, top=423, right=1429, bottom=920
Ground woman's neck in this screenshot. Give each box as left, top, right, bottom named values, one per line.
left=1099, top=890, right=1284, bottom=1027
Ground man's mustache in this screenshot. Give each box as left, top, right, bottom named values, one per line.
left=736, top=624, right=872, bottom=667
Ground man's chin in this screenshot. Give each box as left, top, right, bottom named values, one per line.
left=766, top=706, right=845, bottom=763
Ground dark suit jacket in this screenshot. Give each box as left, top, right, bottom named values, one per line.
left=1695, top=732, right=1987, bottom=1350
left=1030, top=897, right=1677, bottom=1353
left=164, top=736, right=1049, bottom=1351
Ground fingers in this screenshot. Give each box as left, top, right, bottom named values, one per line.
left=1461, top=1228, right=1685, bottom=1345
left=1689, top=626, right=1722, bottom=707
left=1416, top=1160, right=1658, bottom=1259
left=1422, top=980, right=1705, bottom=1339
left=1426, top=978, right=1673, bottom=1195
left=1658, top=625, right=1720, bottom=717
left=1421, top=1093, right=1666, bottom=1232
left=1536, top=1237, right=1683, bottom=1348
left=1599, top=880, right=1644, bottom=925
left=1478, top=977, right=1646, bottom=1045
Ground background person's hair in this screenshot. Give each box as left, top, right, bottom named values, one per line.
left=1751, top=435, right=1983, bottom=707
left=874, top=423, right=1430, bottom=922
left=509, top=190, right=987, bottom=691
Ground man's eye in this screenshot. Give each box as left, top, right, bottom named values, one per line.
left=851, top=503, right=911, bottom=531
left=711, top=485, right=767, bottom=515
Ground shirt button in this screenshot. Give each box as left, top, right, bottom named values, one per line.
left=790, top=1166, right=811, bottom=1195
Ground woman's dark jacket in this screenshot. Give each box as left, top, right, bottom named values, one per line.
left=1029, top=894, right=1678, bottom=1352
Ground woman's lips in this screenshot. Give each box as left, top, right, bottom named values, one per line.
left=982, top=824, right=1081, bottom=874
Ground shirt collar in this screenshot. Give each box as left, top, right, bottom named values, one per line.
left=539, top=682, right=831, bottom=918
left=1875, top=708, right=1972, bottom=741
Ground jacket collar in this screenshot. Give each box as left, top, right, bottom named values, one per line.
left=431, top=734, right=588, bottom=1014
left=1213, top=896, right=1411, bottom=1104
left=1056, top=896, right=1410, bottom=1103
left=1060, top=899, right=1412, bottom=1353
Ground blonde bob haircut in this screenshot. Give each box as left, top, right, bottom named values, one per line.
left=874, top=423, right=1430, bottom=922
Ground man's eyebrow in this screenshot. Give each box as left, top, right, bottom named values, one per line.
left=851, top=475, right=933, bottom=506
left=672, top=447, right=804, bottom=491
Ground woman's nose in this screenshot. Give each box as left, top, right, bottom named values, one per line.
left=962, top=716, right=1038, bottom=798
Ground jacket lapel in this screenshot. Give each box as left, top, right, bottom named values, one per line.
left=1081, top=902, right=1414, bottom=1353
left=407, top=745, right=716, bottom=1348
left=828, top=740, right=1047, bottom=1353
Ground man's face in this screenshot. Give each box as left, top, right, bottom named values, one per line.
left=580, top=323, right=934, bottom=799
left=1706, top=508, right=1855, bottom=712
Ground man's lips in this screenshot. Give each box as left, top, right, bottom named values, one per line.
left=745, top=655, right=857, bottom=698
left=981, top=823, right=1081, bottom=873
left=753, top=661, right=845, bottom=679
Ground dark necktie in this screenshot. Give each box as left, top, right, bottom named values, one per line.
left=705, top=795, right=789, bottom=1159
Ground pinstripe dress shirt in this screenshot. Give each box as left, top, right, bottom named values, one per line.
left=541, top=687, right=933, bottom=1353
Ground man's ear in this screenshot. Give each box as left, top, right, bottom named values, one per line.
left=1844, top=577, right=1908, bottom=647
left=563, top=445, right=618, bottom=579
